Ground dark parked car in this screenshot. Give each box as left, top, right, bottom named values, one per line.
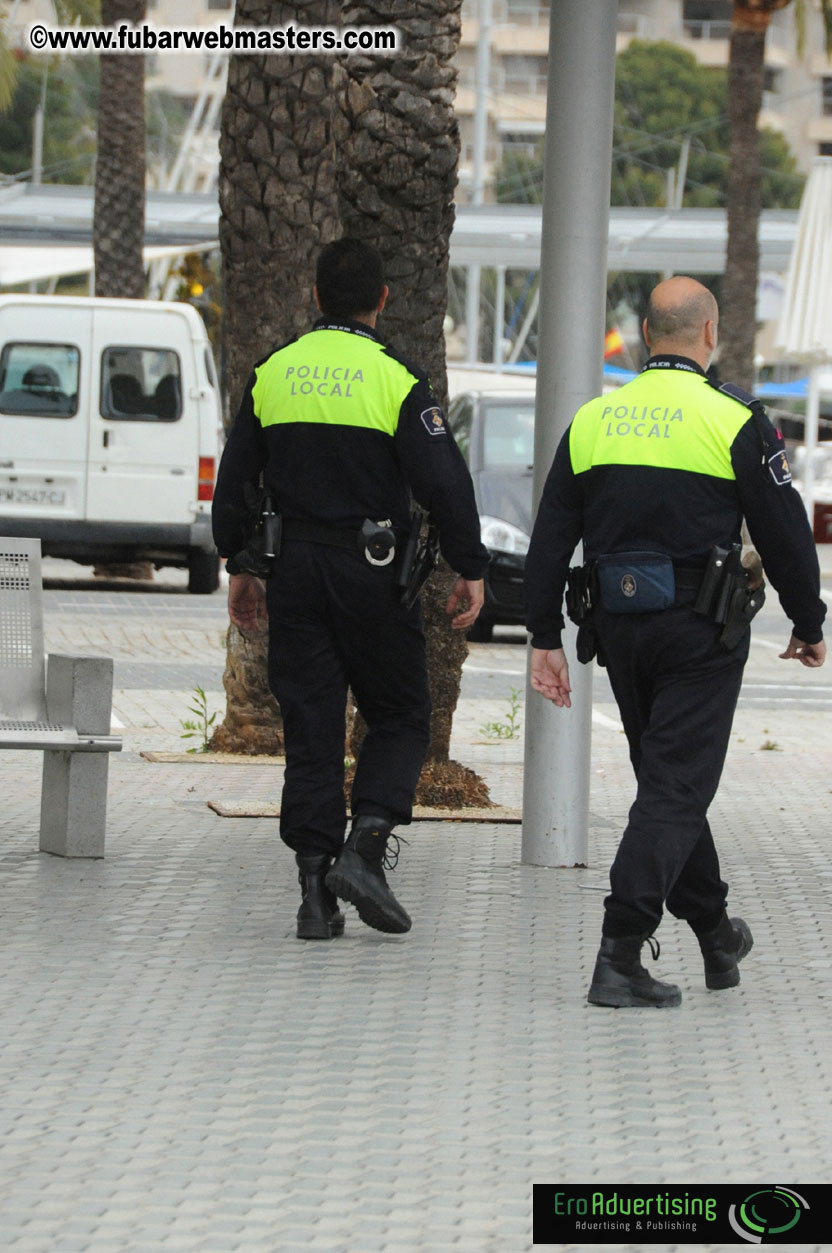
left=448, top=386, right=535, bottom=642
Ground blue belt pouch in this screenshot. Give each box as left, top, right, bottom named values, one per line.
left=596, top=551, right=675, bottom=613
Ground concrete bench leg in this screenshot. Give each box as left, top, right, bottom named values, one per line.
left=40, top=655, right=115, bottom=858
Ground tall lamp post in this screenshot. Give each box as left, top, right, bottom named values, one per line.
left=521, top=1, right=619, bottom=867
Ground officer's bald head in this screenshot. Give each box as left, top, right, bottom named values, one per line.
left=644, top=277, right=719, bottom=366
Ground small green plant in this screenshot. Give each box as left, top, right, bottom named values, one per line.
left=180, top=685, right=218, bottom=753
left=760, top=739, right=781, bottom=752
left=480, top=687, right=523, bottom=740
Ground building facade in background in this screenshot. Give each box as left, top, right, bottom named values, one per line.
left=456, top=0, right=832, bottom=201
left=7, top=0, right=832, bottom=198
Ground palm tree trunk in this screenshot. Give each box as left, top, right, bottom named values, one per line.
left=94, top=0, right=146, bottom=298
left=211, top=0, right=344, bottom=755
left=340, top=0, right=490, bottom=807
left=720, top=19, right=766, bottom=390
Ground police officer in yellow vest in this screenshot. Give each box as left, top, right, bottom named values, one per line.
left=525, top=276, right=826, bottom=1008
left=213, top=238, right=487, bottom=940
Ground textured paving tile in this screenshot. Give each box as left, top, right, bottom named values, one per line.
left=2, top=736, right=832, bottom=1251
left=2, top=578, right=830, bottom=1250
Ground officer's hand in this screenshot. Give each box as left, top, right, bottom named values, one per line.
left=228, top=572, right=267, bottom=633
left=779, top=634, right=826, bottom=668
left=530, top=647, right=572, bottom=708
left=446, top=577, right=485, bottom=630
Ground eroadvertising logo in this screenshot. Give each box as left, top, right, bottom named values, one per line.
left=532, top=1184, right=822, bottom=1245
left=728, top=1188, right=810, bottom=1244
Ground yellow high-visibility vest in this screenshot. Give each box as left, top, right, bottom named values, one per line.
left=569, top=370, right=750, bottom=482
left=252, top=329, right=418, bottom=435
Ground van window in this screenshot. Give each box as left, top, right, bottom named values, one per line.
left=204, top=346, right=218, bottom=389
left=101, top=346, right=182, bottom=422
left=482, top=401, right=535, bottom=468
left=449, top=396, right=474, bottom=459
left=0, top=342, right=79, bottom=417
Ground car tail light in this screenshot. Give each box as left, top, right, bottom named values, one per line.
left=198, top=456, right=214, bottom=501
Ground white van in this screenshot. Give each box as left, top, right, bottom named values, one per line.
left=0, top=294, right=222, bottom=592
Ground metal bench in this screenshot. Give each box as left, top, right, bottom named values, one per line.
left=0, top=538, right=122, bottom=857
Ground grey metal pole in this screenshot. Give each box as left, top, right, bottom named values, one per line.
left=521, top=0, right=619, bottom=868
left=494, top=263, right=506, bottom=369
left=465, top=0, right=492, bottom=363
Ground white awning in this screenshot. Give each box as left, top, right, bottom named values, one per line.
left=0, top=242, right=215, bottom=287
left=774, top=157, right=832, bottom=364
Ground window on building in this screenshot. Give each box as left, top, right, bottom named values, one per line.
left=101, top=347, right=182, bottom=423
left=502, top=55, right=547, bottom=96
left=683, top=0, right=732, bottom=39
left=207, top=0, right=233, bottom=9
left=506, top=0, right=549, bottom=24
left=0, top=343, right=79, bottom=418
left=820, top=143, right=832, bottom=157
left=822, top=78, right=832, bottom=118
left=501, top=130, right=543, bottom=159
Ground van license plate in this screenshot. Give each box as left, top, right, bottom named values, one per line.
left=0, top=487, right=67, bottom=506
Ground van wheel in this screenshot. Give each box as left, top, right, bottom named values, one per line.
left=468, top=616, right=494, bottom=643
left=188, top=549, right=220, bottom=594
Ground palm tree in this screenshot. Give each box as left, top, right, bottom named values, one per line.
left=210, top=0, right=344, bottom=754
left=93, top=0, right=146, bottom=297
left=0, top=22, right=19, bottom=114
left=339, top=0, right=490, bottom=807
left=720, top=0, right=832, bottom=388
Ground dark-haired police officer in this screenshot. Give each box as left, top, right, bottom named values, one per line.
left=525, top=276, right=826, bottom=1008
left=213, top=238, right=487, bottom=940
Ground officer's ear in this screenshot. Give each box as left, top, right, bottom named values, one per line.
left=704, top=318, right=718, bottom=354
left=642, top=317, right=651, bottom=349
left=378, top=285, right=389, bottom=314
left=313, top=285, right=322, bottom=312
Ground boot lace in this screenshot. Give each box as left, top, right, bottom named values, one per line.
left=382, top=833, right=408, bottom=871
left=644, top=934, right=661, bottom=961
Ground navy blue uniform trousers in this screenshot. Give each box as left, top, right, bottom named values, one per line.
left=593, top=591, right=750, bottom=937
left=266, top=540, right=432, bottom=858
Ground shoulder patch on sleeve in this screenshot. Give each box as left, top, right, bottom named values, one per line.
left=711, top=379, right=757, bottom=408
left=420, top=406, right=448, bottom=436
left=767, top=444, right=792, bottom=486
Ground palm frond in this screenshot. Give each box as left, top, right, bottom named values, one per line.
left=0, top=27, right=18, bottom=114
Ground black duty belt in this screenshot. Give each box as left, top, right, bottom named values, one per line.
left=282, top=518, right=360, bottom=550
left=282, top=517, right=402, bottom=567
left=674, top=566, right=705, bottom=590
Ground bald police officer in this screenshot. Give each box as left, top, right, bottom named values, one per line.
left=213, top=238, right=487, bottom=941
left=525, top=276, right=826, bottom=1008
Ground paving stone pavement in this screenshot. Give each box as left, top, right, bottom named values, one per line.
left=0, top=564, right=830, bottom=1252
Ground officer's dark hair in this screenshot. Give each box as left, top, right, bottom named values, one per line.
left=316, top=238, right=385, bottom=320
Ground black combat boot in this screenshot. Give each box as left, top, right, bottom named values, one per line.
left=695, top=913, right=753, bottom=990
left=587, top=934, right=682, bottom=1008
left=296, top=853, right=345, bottom=940
left=325, top=815, right=412, bottom=934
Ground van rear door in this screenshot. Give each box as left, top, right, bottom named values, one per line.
left=86, top=305, right=197, bottom=525
left=0, top=300, right=91, bottom=522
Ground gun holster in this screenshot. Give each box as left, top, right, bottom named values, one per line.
left=396, top=509, right=441, bottom=609
left=694, top=543, right=765, bottom=649
left=229, top=490, right=282, bottom=578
